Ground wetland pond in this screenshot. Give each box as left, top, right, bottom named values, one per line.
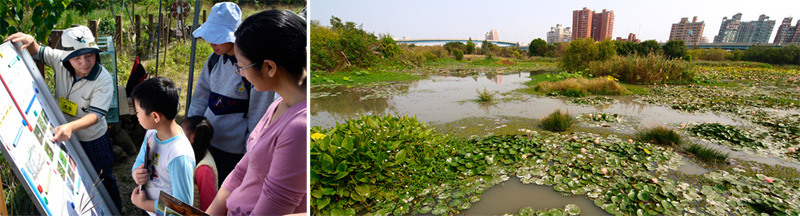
left=311, top=71, right=800, bottom=215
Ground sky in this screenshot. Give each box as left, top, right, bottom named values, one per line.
left=309, top=0, right=799, bottom=45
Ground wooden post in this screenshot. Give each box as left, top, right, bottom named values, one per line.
left=164, top=16, right=171, bottom=69
left=202, top=10, right=206, bottom=23
left=148, top=14, right=154, bottom=58
left=148, top=14, right=154, bottom=42
left=0, top=171, right=9, bottom=216
left=88, top=20, right=98, bottom=38
left=135, top=15, right=141, bottom=45
left=115, top=15, right=122, bottom=51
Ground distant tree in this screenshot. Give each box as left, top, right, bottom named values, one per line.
left=639, top=40, right=660, bottom=55
left=481, top=40, right=495, bottom=54
left=378, top=35, right=402, bottom=58
left=528, top=38, right=548, bottom=57
left=561, top=37, right=599, bottom=71
left=616, top=41, right=636, bottom=56
left=444, top=41, right=466, bottom=53
left=553, top=42, right=569, bottom=57
left=466, top=38, right=476, bottom=54
left=453, top=49, right=464, bottom=61
left=598, top=39, right=616, bottom=60
left=663, top=40, right=687, bottom=60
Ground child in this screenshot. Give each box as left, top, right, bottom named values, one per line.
left=181, top=116, right=218, bottom=211
left=130, top=77, right=195, bottom=215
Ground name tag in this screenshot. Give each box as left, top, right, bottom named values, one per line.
left=59, top=97, right=78, bottom=116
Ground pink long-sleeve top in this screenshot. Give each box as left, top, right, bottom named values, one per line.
left=221, top=98, right=307, bottom=215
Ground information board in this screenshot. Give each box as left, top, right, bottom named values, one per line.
left=0, top=41, right=115, bottom=216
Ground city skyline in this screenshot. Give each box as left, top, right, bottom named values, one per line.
left=310, top=0, right=798, bottom=44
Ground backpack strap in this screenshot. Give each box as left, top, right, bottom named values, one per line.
left=207, top=53, right=221, bottom=74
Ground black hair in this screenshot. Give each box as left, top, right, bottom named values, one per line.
left=182, top=116, right=214, bottom=162
left=130, top=77, right=179, bottom=120
left=234, top=9, right=306, bottom=88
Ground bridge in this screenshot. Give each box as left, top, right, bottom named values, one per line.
left=397, top=38, right=519, bottom=48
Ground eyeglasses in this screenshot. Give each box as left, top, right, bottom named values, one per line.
left=235, top=63, right=257, bottom=76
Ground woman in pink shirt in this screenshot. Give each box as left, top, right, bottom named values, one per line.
left=205, top=9, right=307, bottom=215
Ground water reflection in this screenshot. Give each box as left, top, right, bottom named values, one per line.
left=463, top=177, right=608, bottom=215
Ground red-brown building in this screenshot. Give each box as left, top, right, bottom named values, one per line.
left=572, top=7, right=593, bottom=40
left=774, top=17, right=800, bottom=44
left=669, top=16, right=705, bottom=44
left=572, top=7, right=614, bottom=41
left=616, top=33, right=640, bottom=43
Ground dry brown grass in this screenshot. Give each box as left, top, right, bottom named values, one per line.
left=535, top=77, right=629, bottom=97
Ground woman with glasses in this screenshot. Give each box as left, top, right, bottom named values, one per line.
left=205, top=9, right=307, bottom=215
left=188, top=2, right=276, bottom=188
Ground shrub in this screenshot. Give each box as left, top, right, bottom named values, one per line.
left=453, top=49, right=464, bottom=61
left=535, top=77, right=628, bottom=96
left=378, top=35, right=402, bottom=59
left=476, top=87, right=497, bottom=102
left=588, top=54, right=694, bottom=84
left=561, top=38, right=599, bottom=72
left=310, top=17, right=379, bottom=72
left=683, top=143, right=729, bottom=164
left=539, top=110, right=575, bottom=132
left=636, top=126, right=681, bottom=145
left=663, top=40, right=687, bottom=60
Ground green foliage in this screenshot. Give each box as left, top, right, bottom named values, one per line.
left=310, top=115, right=459, bottom=215
left=616, top=41, right=637, bottom=56
left=465, top=38, right=475, bottom=54
left=683, top=143, right=729, bottom=164
left=561, top=38, right=599, bottom=72
left=663, top=40, right=687, bottom=60
left=639, top=40, right=661, bottom=55
left=480, top=40, right=494, bottom=54
left=443, top=41, right=465, bottom=53
left=378, top=35, right=402, bottom=59
left=687, top=123, right=763, bottom=148
left=528, top=38, right=547, bottom=57
left=476, top=87, right=496, bottom=102
left=539, top=110, right=575, bottom=132
left=310, top=16, right=379, bottom=72
left=743, top=44, right=800, bottom=65
left=588, top=54, right=694, bottom=84
left=452, top=48, right=464, bottom=61
left=636, top=126, right=681, bottom=145
left=597, top=39, right=616, bottom=60
left=0, top=0, right=73, bottom=43
left=687, top=48, right=727, bottom=61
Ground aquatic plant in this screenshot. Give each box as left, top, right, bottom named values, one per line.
left=572, top=96, right=616, bottom=106
left=588, top=54, right=694, bottom=84
left=535, top=77, right=629, bottom=97
left=476, top=87, right=498, bottom=102
left=687, top=123, right=762, bottom=148
left=636, top=126, right=681, bottom=146
left=539, top=110, right=575, bottom=132
left=683, top=142, right=729, bottom=164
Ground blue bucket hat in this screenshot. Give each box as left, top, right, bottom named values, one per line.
left=193, top=2, right=241, bottom=44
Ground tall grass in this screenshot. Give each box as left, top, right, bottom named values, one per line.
left=535, top=77, right=629, bottom=97
left=476, top=87, right=497, bottom=102
left=636, top=126, right=681, bottom=145
left=539, top=110, right=575, bottom=132
left=589, top=54, right=694, bottom=84
left=683, top=143, right=729, bottom=164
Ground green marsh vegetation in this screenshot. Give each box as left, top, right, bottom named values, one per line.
left=538, top=110, right=575, bottom=132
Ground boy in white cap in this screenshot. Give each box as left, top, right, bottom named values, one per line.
left=5, top=26, right=122, bottom=211
left=188, top=2, right=276, bottom=186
